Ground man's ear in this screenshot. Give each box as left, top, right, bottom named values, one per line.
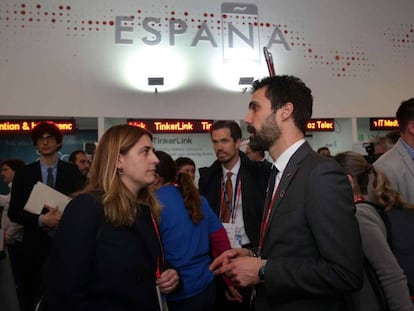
left=280, top=102, right=294, bottom=120
left=235, top=138, right=242, bottom=150
left=407, top=121, right=414, bottom=136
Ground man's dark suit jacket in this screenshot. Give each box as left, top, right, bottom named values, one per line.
left=198, top=151, right=270, bottom=247
left=255, top=142, right=364, bottom=311
left=8, top=160, right=84, bottom=309
left=9, top=160, right=84, bottom=259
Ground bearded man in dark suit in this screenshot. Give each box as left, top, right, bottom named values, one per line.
left=210, top=76, right=364, bottom=311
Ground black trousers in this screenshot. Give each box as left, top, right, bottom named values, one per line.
left=213, top=276, right=253, bottom=311
left=168, top=280, right=216, bottom=311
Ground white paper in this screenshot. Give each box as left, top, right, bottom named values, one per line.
left=23, top=182, right=71, bottom=215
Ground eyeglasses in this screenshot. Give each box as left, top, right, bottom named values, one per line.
left=38, top=135, right=56, bottom=143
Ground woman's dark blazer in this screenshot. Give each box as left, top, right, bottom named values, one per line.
left=46, top=193, right=164, bottom=311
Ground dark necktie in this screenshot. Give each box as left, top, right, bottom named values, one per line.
left=221, top=171, right=233, bottom=223
left=264, top=166, right=278, bottom=213
left=47, top=167, right=54, bottom=187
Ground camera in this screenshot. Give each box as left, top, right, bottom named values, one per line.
left=363, top=142, right=378, bottom=164
left=363, top=142, right=375, bottom=155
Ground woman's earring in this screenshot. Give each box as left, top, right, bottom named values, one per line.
left=118, top=168, right=124, bottom=176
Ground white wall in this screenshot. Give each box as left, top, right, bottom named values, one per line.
left=0, top=0, right=413, bottom=119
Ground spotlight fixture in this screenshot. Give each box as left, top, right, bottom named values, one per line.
left=238, top=77, right=254, bottom=85
left=148, top=77, right=164, bottom=93
left=148, top=77, right=164, bottom=85
left=239, top=77, right=254, bottom=93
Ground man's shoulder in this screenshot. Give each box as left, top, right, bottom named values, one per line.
left=24, top=161, right=39, bottom=169
left=198, top=161, right=221, bottom=193
left=199, top=161, right=221, bottom=177
left=58, top=159, right=80, bottom=172
left=15, top=161, right=39, bottom=178
left=373, top=146, right=400, bottom=170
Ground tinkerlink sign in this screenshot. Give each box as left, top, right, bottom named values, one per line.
left=114, top=3, right=291, bottom=58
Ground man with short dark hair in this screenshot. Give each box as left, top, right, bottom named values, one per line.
left=372, top=98, right=414, bottom=299
left=69, top=150, right=90, bottom=178
left=210, top=76, right=363, bottom=310
left=374, top=98, right=414, bottom=205
left=9, top=122, right=84, bottom=311
left=199, top=120, right=269, bottom=310
left=317, top=146, right=331, bottom=157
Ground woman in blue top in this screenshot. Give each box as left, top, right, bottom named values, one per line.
left=154, top=150, right=233, bottom=311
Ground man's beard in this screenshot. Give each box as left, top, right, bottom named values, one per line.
left=216, top=150, right=236, bottom=165
left=247, top=114, right=280, bottom=151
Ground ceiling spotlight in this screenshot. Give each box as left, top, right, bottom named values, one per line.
left=239, top=77, right=254, bottom=93
left=148, top=77, right=164, bottom=94
left=148, top=77, right=164, bottom=85
left=238, top=77, right=254, bottom=85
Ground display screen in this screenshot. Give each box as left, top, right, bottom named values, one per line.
left=128, top=119, right=214, bottom=133
left=370, top=118, right=399, bottom=131
left=306, top=119, right=335, bottom=132
left=0, top=119, right=76, bottom=134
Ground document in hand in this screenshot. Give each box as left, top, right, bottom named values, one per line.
left=24, top=182, right=72, bottom=215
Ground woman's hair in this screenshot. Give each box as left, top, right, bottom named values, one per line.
left=334, top=151, right=413, bottom=211
left=83, top=124, right=160, bottom=226
left=155, top=150, right=203, bottom=224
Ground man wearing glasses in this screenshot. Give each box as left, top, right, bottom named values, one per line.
left=8, top=122, right=84, bottom=311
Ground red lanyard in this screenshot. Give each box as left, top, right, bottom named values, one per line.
left=258, top=185, right=278, bottom=256
left=151, top=214, right=164, bottom=279
left=354, top=195, right=365, bottom=204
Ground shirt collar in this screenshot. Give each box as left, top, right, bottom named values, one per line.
left=399, top=137, right=414, bottom=160
left=273, top=139, right=306, bottom=173
left=222, top=156, right=241, bottom=177
left=40, top=160, right=58, bottom=170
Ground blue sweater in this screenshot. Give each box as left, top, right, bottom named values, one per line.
left=156, top=185, right=223, bottom=301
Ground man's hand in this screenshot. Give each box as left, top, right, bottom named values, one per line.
left=225, top=286, right=243, bottom=302
left=209, top=247, right=252, bottom=273
left=223, top=257, right=265, bottom=287
left=157, top=269, right=180, bottom=294
left=41, top=205, right=62, bottom=228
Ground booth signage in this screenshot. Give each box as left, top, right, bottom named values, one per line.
left=0, top=119, right=76, bottom=134
left=128, top=119, right=214, bottom=133
left=370, top=118, right=399, bottom=131
left=306, top=119, right=335, bottom=132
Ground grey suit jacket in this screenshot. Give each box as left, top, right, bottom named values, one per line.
left=374, top=139, right=414, bottom=204
left=255, top=142, right=364, bottom=311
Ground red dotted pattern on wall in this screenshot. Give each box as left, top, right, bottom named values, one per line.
left=0, top=2, right=114, bottom=32
left=1, top=2, right=402, bottom=78
left=384, top=24, right=413, bottom=49
left=303, top=45, right=375, bottom=78
left=383, top=23, right=413, bottom=64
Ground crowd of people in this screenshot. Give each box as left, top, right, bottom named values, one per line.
left=0, top=76, right=413, bottom=311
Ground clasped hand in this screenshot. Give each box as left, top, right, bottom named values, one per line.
left=209, top=248, right=264, bottom=288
